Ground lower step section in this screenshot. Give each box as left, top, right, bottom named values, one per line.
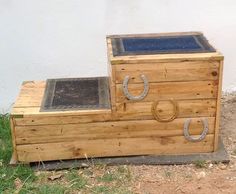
left=14, top=117, right=216, bottom=162
left=15, top=117, right=215, bottom=144
left=16, top=135, right=214, bottom=162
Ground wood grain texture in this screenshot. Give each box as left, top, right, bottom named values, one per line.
left=116, top=80, right=218, bottom=103
left=115, top=99, right=216, bottom=120
left=214, top=60, right=224, bottom=151
left=15, top=117, right=215, bottom=144
left=13, top=113, right=112, bottom=126
left=115, top=61, right=219, bottom=84
left=16, top=134, right=214, bottom=162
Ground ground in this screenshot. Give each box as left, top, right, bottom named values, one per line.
left=1, top=93, right=236, bottom=194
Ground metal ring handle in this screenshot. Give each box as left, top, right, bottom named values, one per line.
left=151, top=99, right=178, bottom=122
left=184, top=118, right=209, bottom=142
left=122, top=74, right=149, bottom=101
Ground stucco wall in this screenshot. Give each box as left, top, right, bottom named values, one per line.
left=0, top=0, right=235, bottom=111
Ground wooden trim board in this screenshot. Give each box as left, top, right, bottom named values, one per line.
left=16, top=135, right=214, bottom=162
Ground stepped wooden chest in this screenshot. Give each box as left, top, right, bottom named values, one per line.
left=10, top=32, right=223, bottom=163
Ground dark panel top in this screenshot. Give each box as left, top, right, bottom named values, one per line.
left=111, top=34, right=216, bottom=56
left=40, top=77, right=110, bottom=112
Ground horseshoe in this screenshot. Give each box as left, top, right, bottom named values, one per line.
left=122, top=74, right=149, bottom=101
left=151, top=99, right=178, bottom=122
left=183, top=118, right=209, bottom=142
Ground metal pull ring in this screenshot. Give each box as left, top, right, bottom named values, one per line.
left=151, top=99, right=178, bottom=122
left=184, top=118, right=209, bottom=142
left=122, top=74, right=149, bottom=101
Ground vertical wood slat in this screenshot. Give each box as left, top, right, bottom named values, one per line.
left=214, top=60, right=224, bottom=151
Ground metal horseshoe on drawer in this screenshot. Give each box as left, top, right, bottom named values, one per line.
left=183, top=118, right=209, bottom=142
left=122, top=74, right=149, bottom=101
left=151, top=99, right=179, bottom=122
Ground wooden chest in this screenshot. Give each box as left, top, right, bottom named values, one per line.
left=10, top=32, right=223, bottom=164
left=106, top=32, right=223, bottom=152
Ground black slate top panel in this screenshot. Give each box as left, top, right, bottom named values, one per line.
left=111, top=34, right=216, bottom=56
left=40, top=77, right=110, bottom=112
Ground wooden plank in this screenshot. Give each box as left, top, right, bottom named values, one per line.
left=107, top=62, right=117, bottom=112
left=115, top=99, right=216, bottom=120
left=13, top=81, right=45, bottom=108
left=11, top=107, right=111, bottom=117
left=107, top=31, right=203, bottom=39
left=15, top=117, right=215, bottom=144
left=115, top=61, right=219, bottom=83
left=16, top=134, right=214, bottom=162
left=116, top=80, right=218, bottom=103
left=13, top=113, right=112, bottom=126
left=214, top=60, right=224, bottom=151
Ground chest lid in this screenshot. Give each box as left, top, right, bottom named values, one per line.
left=107, top=32, right=223, bottom=64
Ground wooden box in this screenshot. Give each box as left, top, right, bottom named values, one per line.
left=106, top=32, right=223, bottom=153
left=10, top=32, right=223, bottom=164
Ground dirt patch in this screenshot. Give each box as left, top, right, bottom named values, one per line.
left=130, top=93, right=236, bottom=194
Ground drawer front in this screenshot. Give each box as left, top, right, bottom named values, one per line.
left=114, top=61, right=219, bottom=84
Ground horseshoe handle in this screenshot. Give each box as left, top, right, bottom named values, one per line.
left=151, top=99, right=178, bottom=122
left=122, top=74, right=149, bottom=101
left=183, top=118, right=209, bottom=142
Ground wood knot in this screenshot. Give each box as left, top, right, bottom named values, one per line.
left=211, top=71, right=218, bottom=76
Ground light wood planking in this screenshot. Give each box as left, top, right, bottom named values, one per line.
left=12, top=107, right=111, bottom=117
left=13, top=81, right=45, bottom=108
left=214, top=60, right=224, bottom=151
left=13, top=113, right=112, bottom=126
left=16, top=134, right=214, bottom=162
left=108, top=63, right=117, bottom=112
left=115, top=61, right=219, bottom=83
left=115, top=99, right=216, bottom=120
left=15, top=117, right=215, bottom=144
left=116, top=80, right=218, bottom=103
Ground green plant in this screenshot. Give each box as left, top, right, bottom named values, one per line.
left=194, top=160, right=206, bottom=168
left=66, top=170, right=87, bottom=189
left=164, top=171, right=171, bottom=178
left=0, top=114, right=12, bottom=163
left=0, top=115, right=36, bottom=193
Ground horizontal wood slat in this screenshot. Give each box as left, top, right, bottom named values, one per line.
left=13, top=113, right=112, bottom=126
left=16, top=134, right=214, bottom=162
left=115, top=99, right=216, bottom=120
left=116, top=80, right=218, bottom=103
left=115, top=61, right=219, bottom=84
left=15, top=117, right=215, bottom=145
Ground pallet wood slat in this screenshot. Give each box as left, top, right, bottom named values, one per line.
left=214, top=60, right=224, bottom=150
left=10, top=32, right=224, bottom=163
left=115, top=99, right=216, bottom=120
left=115, top=61, right=219, bottom=83
left=116, top=80, right=218, bottom=103
left=15, top=117, right=215, bottom=145
left=16, top=135, right=214, bottom=162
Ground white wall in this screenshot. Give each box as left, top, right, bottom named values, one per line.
left=0, top=0, right=236, bottom=111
